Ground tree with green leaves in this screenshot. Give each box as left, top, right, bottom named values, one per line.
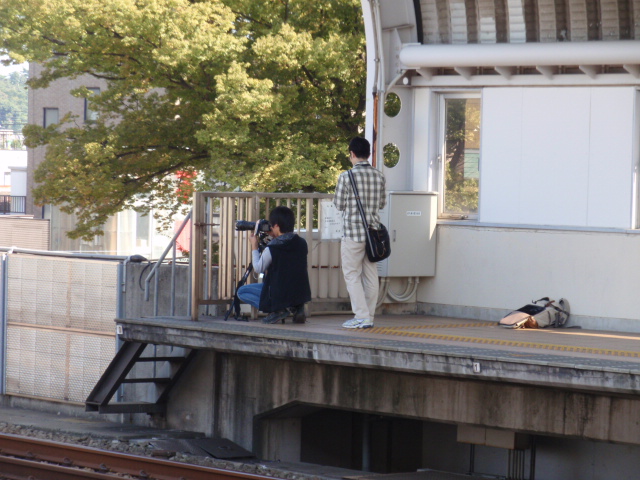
left=0, top=70, right=28, bottom=132
left=0, top=0, right=366, bottom=239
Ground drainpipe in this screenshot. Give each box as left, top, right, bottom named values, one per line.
left=365, top=0, right=384, bottom=167
left=0, top=253, right=8, bottom=395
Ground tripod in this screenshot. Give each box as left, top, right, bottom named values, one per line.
left=224, top=262, right=254, bottom=321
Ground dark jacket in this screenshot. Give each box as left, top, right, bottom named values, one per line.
left=259, top=233, right=311, bottom=312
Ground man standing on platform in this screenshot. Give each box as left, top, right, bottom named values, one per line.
left=334, top=137, right=386, bottom=329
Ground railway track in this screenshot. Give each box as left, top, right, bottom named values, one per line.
left=0, top=432, right=277, bottom=480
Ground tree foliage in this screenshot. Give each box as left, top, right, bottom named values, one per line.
left=0, top=0, right=366, bottom=238
left=0, top=70, right=28, bottom=131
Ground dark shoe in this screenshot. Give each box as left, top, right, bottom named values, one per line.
left=290, top=305, right=306, bottom=324
left=262, top=310, right=289, bottom=324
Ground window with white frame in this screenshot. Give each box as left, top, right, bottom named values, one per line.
left=438, top=93, right=481, bottom=218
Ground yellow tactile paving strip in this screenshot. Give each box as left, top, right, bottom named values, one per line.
left=367, top=324, right=640, bottom=359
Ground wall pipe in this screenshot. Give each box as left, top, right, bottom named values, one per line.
left=399, top=40, right=640, bottom=68
left=0, top=247, right=131, bottom=261
left=0, top=254, right=7, bottom=395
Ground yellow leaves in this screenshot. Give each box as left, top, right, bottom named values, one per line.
left=7, top=0, right=367, bottom=238
left=214, top=62, right=275, bottom=117
left=2, top=0, right=243, bottom=83
left=253, top=23, right=313, bottom=68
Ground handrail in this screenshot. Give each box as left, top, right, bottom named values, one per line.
left=144, top=210, right=192, bottom=317
left=0, top=196, right=26, bottom=215
left=190, top=192, right=349, bottom=320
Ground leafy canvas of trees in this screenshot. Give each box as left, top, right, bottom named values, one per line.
left=0, top=70, right=27, bottom=132
left=0, top=0, right=366, bottom=239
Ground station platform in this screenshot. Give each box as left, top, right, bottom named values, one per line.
left=117, top=313, right=640, bottom=396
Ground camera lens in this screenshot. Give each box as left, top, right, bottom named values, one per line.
left=235, top=220, right=256, bottom=231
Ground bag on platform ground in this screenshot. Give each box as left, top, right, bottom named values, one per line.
left=499, top=297, right=570, bottom=329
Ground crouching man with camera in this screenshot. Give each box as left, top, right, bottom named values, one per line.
left=237, top=206, right=311, bottom=324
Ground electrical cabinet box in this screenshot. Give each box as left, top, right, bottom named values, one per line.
left=377, top=191, right=437, bottom=277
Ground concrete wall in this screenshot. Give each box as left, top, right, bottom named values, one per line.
left=164, top=350, right=640, bottom=478
left=123, top=262, right=193, bottom=319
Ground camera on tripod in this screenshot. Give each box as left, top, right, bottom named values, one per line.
left=235, top=219, right=272, bottom=250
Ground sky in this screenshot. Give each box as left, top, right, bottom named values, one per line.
left=0, top=56, right=28, bottom=77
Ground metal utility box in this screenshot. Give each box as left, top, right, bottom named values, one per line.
left=377, top=192, right=437, bottom=277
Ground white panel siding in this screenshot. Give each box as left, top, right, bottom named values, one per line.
left=381, top=88, right=415, bottom=191
left=586, top=88, right=635, bottom=227
left=520, top=88, right=591, bottom=226
left=413, top=89, right=435, bottom=192
left=477, top=87, right=636, bottom=229
left=479, top=88, right=524, bottom=223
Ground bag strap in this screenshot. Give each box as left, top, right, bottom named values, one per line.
left=347, top=170, right=369, bottom=229
left=533, top=296, right=570, bottom=317
left=347, top=170, right=375, bottom=247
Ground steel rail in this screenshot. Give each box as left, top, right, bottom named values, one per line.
left=0, top=454, right=118, bottom=479
left=0, top=433, right=276, bottom=480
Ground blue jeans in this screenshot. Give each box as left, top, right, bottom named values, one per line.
left=237, top=283, right=263, bottom=309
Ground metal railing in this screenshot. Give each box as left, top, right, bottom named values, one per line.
left=144, top=211, right=192, bottom=317
left=190, top=192, right=349, bottom=320
left=0, top=196, right=26, bottom=214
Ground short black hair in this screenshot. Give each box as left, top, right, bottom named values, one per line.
left=349, top=137, right=370, bottom=160
left=269, top=206, right=295, bottom=233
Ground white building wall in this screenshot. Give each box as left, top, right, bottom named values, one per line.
left=480, top=87, right=636, bottom=228
left=418, top=224, right=640, bottom=331
left=10, top=167, right=27, bottom=197
left=409, top=85, right=640, bottom=331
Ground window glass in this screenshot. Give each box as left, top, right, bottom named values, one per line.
left=441, top=96, right=481, bottom=217
left=43, top=108, right=59, bottom=127
left=85, top=88, right=100, bottom=122
left=383, top=143, right=400, bottom=168
left=384, top=92, right=401, bottom=117
left=136, top=211, right=150, bottom=248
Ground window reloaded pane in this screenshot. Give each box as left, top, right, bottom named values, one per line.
left=85, top=88, right=101, bottom=122
left=444, top=98, right=481, bottom=216
left=43, top=108, right=59, bottom=127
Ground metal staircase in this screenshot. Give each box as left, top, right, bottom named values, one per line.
left=85, top=341, right=198, bottom=414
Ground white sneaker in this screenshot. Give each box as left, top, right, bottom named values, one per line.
left=342, top=318, right=373, bottom=329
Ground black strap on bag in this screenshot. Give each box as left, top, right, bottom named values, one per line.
left=347, top=170, right=391, bottom=262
